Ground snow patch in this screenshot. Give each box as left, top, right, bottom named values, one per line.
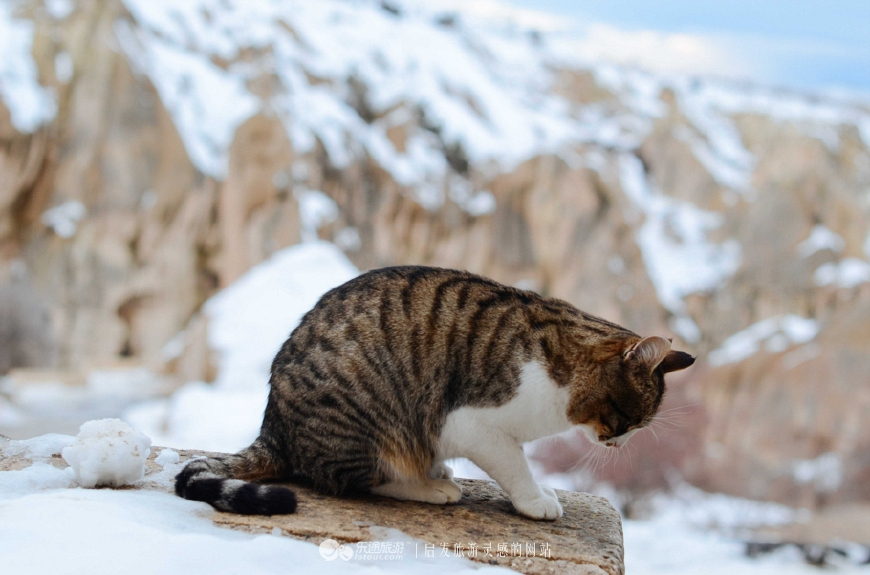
left=54, top=51, right=74, bottom=83
left=0, top=3, right=57, bottom=132
left=40, top=201, right=87, bottom=238
left=814, top=258, right=870, bottom=288
left=45, top=0, right=74, bottom=19
left=114, top=17, right=260, bottom=178
left=154, top=447, right=180, bottom=466
left=796, top=225, right=844, bottom=258
left=792, top=453, right=842, bottom=493
left=672, top=123, right=753, bottom=192
left=448, top=176, right=497, bottom=216
left=2, top=433, right=74, bottom=459
left=708, top=315, right=820, bottom=367
left=296, top=190, right=339, bottom=242
left=0, top=462, right=76, bottom=500
left=334, top=226, right=362, bottom=251
left=62, top=419, right=152, bottom=488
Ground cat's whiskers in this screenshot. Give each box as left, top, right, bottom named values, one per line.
left=588, top=446, right=606, bottom=474
left=649, top=410, right=691, bottom=430
left=565, top=448, right=594, bottom=473
left=650, top=404, right=700, bottom=429
left=658, top=403, right=701, bottom=414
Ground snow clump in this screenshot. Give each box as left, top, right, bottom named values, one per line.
left=154, top=448, right=180, bottom=466
left=62, top=419, right=152, bottom=488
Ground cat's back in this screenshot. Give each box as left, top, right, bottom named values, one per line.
left=273, top=265, right=586, bottom=385
left=299, top=265, right=547, bottom=336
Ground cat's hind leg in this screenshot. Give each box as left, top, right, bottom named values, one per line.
left=371, top=478, right=462, bottom=504
left=373, top=447, right=462, bottom=504
left=430, top=461, right=454, bottom=479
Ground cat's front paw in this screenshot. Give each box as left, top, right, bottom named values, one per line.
left=512, top=491, right=563, bottom=520
left=540, top=485, right=558, bottom=500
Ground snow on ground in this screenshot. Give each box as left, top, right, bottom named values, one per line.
left=5, top=430, right=866, bottom=575
left=619, top=482, right=870, bottom=574
left=622, top=517, right=867, bottom=575
left=0, top=435, right=513, bottom=575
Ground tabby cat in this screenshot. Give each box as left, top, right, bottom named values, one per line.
left=175, top=266, right=694, bottom=520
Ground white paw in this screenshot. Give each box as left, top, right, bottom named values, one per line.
left=540, top=485, right=558, bottom=500
left=430, top=462, right=454, bottom=480
left=513, top=491, right=563, bottom=520
left=427, top=478, right=462, bottom=504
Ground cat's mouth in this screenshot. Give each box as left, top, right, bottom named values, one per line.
left=580, top=424, right=639, bottom=448
left=603, top=428, right=640, bottom=448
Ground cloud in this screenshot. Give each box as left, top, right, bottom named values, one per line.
left=568, top=23, right=754, bottom=79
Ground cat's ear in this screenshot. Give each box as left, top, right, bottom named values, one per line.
left=624, top=336, right=671, bottom=370
left=659, top=350, right=695, bottom=374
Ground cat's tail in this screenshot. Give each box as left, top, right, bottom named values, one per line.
left=174, top=438, right=297, bottom=515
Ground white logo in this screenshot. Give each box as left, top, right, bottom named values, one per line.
left=319, top=539, right=354, bottom=561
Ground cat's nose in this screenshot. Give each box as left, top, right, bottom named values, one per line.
left=604, top=441, right=616, bottom=447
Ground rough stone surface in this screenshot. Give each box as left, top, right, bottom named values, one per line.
left=0, top=445, right=625, bottom=575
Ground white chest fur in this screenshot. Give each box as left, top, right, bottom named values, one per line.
left=438, top=360, right=572, bottom=459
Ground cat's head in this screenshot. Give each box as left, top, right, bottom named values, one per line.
left=570, top=336, right=695, bottom=448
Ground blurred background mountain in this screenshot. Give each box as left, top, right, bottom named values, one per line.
left=0, top=0, right=868, bottom=531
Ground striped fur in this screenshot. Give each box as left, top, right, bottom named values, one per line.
left=175, top=266, right=694, bottom=516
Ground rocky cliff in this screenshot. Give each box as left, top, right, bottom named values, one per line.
left=1, top=0, right=868, bottom=508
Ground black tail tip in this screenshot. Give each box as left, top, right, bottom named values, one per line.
left=234, top=483, right=298, bottom=515
left=260, top=485, right=298, bottom=515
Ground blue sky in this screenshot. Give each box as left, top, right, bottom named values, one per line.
left=503, top=0, right=870, bottom=93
